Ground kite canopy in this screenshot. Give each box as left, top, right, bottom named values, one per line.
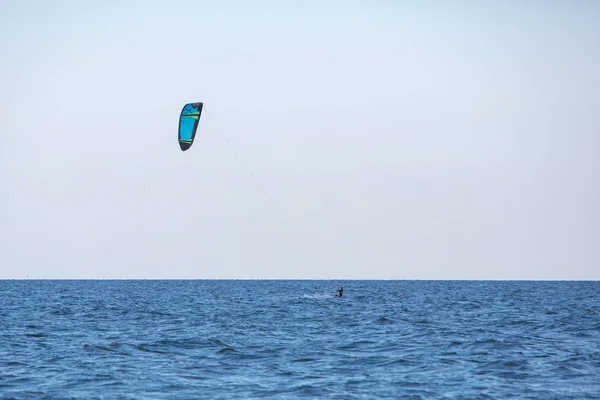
left=178, top=102, right=203, bottom=151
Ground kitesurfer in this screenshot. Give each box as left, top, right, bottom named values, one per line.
left=336, top=287, right=344, bottom=297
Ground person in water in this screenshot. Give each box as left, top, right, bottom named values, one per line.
left=336, top=287, right=344, bottom=297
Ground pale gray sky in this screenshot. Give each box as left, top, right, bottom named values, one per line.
left=1, top=0, right=599, bottom=279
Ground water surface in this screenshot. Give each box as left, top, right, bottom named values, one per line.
left=1, top=280, right=599, bottom=399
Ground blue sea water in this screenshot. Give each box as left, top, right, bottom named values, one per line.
left=1, top=280, right=599, bottom=399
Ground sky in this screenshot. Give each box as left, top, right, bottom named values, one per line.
left=1, top=0, right=599, bottom=279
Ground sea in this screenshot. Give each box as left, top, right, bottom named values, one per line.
left=1, top=280, right=599, bottom=399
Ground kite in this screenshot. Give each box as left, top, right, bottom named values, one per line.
left=178, top=102, right=203, bottom=151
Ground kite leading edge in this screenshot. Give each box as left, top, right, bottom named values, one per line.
left=178, top=102, right=203, bottom=151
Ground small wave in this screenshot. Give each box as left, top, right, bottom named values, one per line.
left=83, top=343, right=130, bottom=355
left=507, top=319, right=534, bottom=326
left=146, top=310, right=175, bottom=318
left=131, top=343, right=169, bottom=354
left=375, top=316, right=393, bottom=324
left=49, top=307, right=72, bottom=316
left=23, top=333, right=46, bottom=338
left=474, top=360, right=529, bottom=379
left=216, top=347, right=238, bottom=354
left=292, top=357, right=316, bottom=363
left=179, top=374, right=209, bottom=382
left=208, top=338, right=238, bottom=355
left=336, top=340, right=378, bottom=351
left=289, top=383, right=322, bottom=396
left=5, top=361, right=28, bottom=367
left=382, top=358, right=417, bottom=366
left=555, top=364, right=587, bottom=377
left=413, top=318, right=431, bottom=325
left=467, top=338, right=524, bottom=351
left=155, top=338, right=210, bottom=351
left=208, top=338, right=232, bottom=348
left=303, top=293, right=334, bottom=300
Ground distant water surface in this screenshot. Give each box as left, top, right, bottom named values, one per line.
left=1, top=280, right=599, bottom=399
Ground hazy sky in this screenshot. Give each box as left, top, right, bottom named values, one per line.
left=1, top=0, right=599, bottom=279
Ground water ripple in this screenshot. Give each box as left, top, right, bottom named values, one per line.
left=0, top=280, right=598, bottom=399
